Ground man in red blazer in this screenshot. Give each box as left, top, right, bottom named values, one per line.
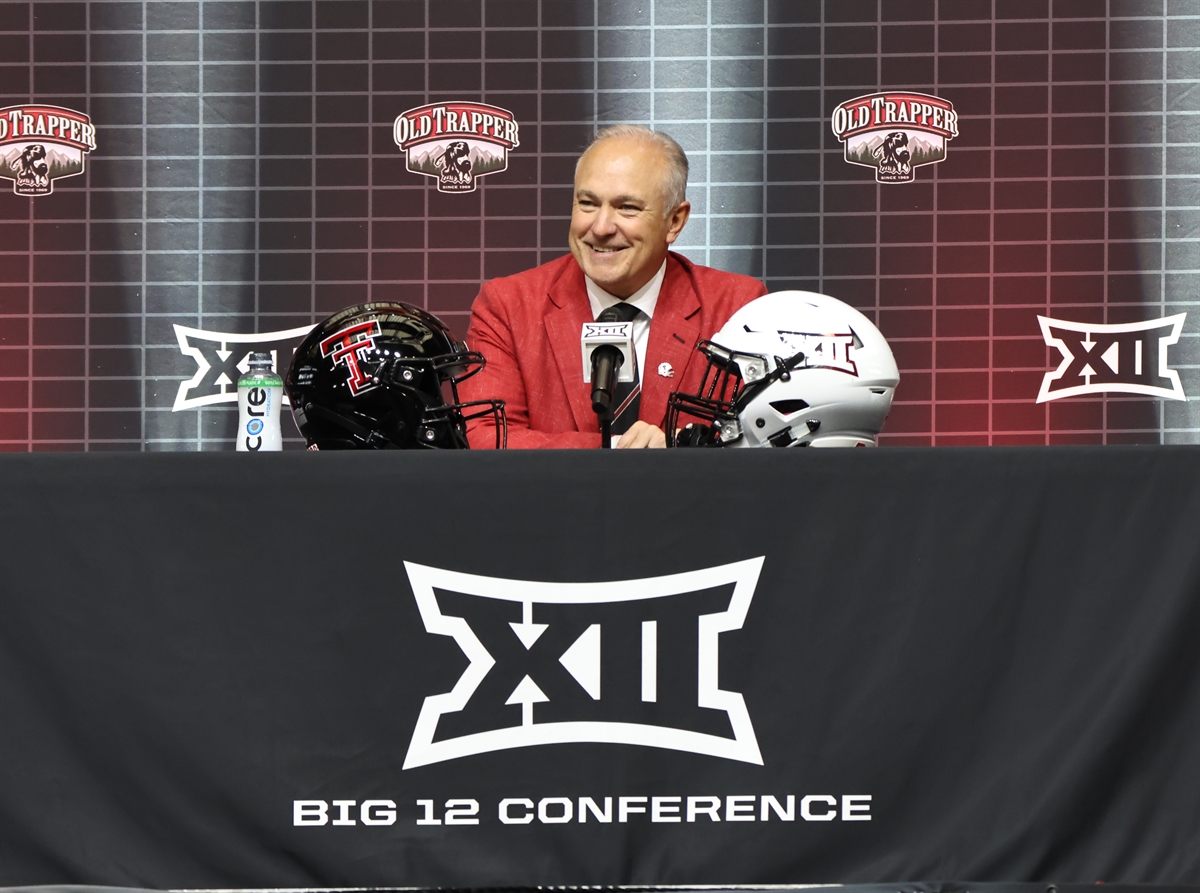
left=461, top=125, right=767, bottom=449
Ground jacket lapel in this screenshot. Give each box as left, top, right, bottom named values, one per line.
left=546, top=262, right=599, bottom=431
left=642, top=255, right=701, bottom=422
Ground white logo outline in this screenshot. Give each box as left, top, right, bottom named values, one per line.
left=402, top=558, right=765, bottom=769
left=172, top=323, right=314, bottom=410
left=1036, top=314, right=1187, bottom=403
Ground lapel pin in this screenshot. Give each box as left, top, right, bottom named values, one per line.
left=658, top=362, right=674, bottom=378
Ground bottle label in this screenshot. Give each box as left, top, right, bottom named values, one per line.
left=236, top=379, right=284, bottom=452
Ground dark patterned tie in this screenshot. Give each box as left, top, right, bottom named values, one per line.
left=600, top=301, right=642, bottom=435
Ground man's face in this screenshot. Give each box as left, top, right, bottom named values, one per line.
left=568, top=137, right=690, bottom=299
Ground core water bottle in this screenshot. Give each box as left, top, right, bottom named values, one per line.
left=236, top=352, right=283, bottom=451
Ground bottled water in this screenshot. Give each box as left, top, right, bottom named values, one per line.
left=236, top=352, right=283, bottom=451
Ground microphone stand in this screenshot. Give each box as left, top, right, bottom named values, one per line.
left=588, top=306, right=628, bottom=449
left=591, top=347, right=620, bottom=449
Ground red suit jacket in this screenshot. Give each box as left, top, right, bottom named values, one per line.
left=461, top=252, right=767, bottom=449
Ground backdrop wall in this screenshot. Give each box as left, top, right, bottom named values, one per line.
left=0, top=0, right=1197, bottom=450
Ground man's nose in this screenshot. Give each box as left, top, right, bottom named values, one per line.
left=591, top=205, right=618, bottom=236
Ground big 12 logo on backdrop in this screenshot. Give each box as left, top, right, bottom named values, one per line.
left=402, top=558, right=764, bottom=769
left=1037, top=314, right=1188, bottom=402
left=173, top=324, right=315, bottom=410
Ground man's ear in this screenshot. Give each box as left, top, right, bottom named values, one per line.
left=664, top=201, right=691, bottom=245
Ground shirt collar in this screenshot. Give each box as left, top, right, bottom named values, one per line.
left=584, top=259, right=667, bottom=321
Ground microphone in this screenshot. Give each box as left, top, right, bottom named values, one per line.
left=581, top=306, right=637, bottom=418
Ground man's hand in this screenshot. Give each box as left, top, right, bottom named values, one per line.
left=616, top=420, right=667, bottom=449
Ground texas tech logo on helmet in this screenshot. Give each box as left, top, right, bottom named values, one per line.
left=402, top=558, right=764, bottom=769
left=1037, top=314, right=1187, bottom=402
left=0, top=105, right=96, bottom=196
left=393, top=102, right=519, bottom=193
left=831, top=92, right=958, bottom=183
left=320, top=319, right=381, bottom=396
left=173, top=323, right=314, bottom=410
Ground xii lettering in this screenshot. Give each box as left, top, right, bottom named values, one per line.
left=1037, top=314, right=1186, bottom=402
left=186, top=338, right=246, bottom=397
left=403, top=560, right=764, bottom=768
left=1047, top=327, right=1165, bottom=390
left=430, top=588, right=736, bottom=743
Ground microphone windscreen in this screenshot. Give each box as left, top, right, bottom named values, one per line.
left=580, top=318, right=636, bottom=384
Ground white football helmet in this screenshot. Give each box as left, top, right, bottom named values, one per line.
left=666, top=291, right=900, bottom=448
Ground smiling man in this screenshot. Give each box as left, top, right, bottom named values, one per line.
left=461, top=125, right=766, bottom=449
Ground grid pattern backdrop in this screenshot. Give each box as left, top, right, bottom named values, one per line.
left=0, top=0, right=1196, bottom=450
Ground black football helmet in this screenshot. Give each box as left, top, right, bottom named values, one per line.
left=285, top=302, right=505, bottom=449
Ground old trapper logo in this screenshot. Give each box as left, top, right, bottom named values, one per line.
left=0, top=105, right=96, bottom=196
left=1037, top=314, right=1187, bottom=402
left=393, top=102, right=519, bottom=193
left=403, top=558, right=764, bottom=769
left=831, top=92, right=958, bottom=183
left=173, top=324, right=314, bottom=410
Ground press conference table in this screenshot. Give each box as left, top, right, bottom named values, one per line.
left=1, top=448, right=1197, bottom=888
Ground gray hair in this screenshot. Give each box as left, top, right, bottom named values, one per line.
left=577, top=124, right=689, bottom=217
